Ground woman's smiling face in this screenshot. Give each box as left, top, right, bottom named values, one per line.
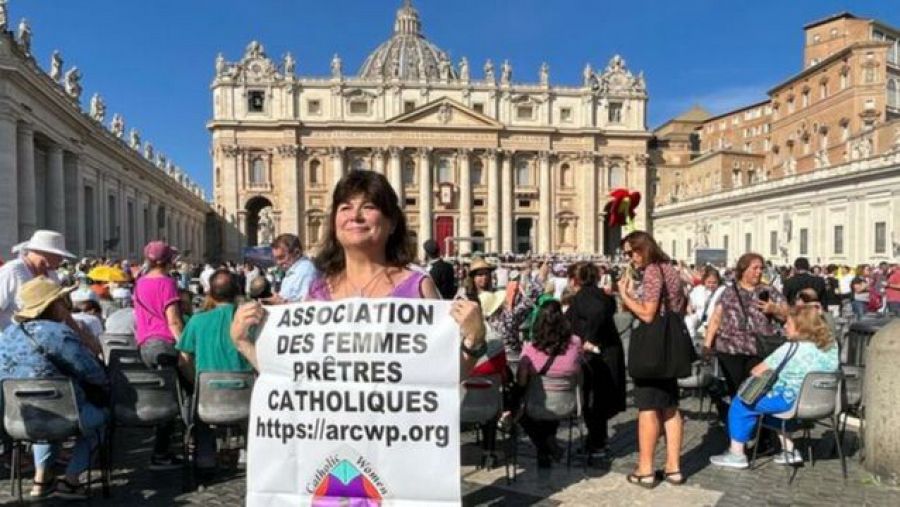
left=334, top=194, right=392, bottom=250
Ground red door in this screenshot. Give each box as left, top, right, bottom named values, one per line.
left=434, top=216, right=455, bottom=256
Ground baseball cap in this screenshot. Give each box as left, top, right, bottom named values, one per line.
left=143, top=241, right=178, bottom=264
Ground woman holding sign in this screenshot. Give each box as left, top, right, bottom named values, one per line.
left=230, top=170, right=487, bottom=372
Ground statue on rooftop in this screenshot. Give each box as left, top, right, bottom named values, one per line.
left=17, top=18, right=31, bottom=55
left=89, top=93, right=106, bottom=122
left=49, top=50, right=63, bottom=81
left=64, top=67, right=82, bottom=100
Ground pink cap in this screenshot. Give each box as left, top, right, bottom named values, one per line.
left=143, top=241, right=177, bottom=264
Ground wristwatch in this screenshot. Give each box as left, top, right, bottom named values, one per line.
left=461, top=341, right=488, bottom=359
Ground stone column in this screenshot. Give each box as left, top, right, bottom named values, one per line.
left=134, top=189, right=144, bottom=254
left=417, top=147, right=433, bottom=256
left=864, top=319, right=900, bottom=484
left=632, top=154, right=650, bottom=232
left=47, top=144, right=65, bottom=233
left=220, top=145, right=241, bottom=260
left=63, top=152, right=81, bottom=254
left=0, top=111, right=18, bottom=254
left=373, top=148, right=386, bottom=174
left=458, top=148, right=472, bottom=255
left=278, top=145, right=302, bottom=236
left=580, top=152, right=597, bottom=253
left=500, top=150, right=514, bottom=253
left=486, top=149, right=500, bottom=253
left=538, top=151, right=552, bottom=253
left=330, top=146, right=344, bottom=193
left=17, top=123, right=36, bottom=240
left=388, top=147, right=403, bottom=203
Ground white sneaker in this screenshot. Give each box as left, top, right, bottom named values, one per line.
left=773, top=449, right=803, bottom=465
left=709, top=451, right=749, bottom=469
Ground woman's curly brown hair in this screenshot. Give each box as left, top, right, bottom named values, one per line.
left=531, top=299, right=573, bottom=357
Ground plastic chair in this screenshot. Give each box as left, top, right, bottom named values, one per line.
left=107, top=365, right=188, bottom=488
left=750, top=371, right=846, bottom=483
left=523, top=374, right=584, bottom=470
left=838, top=364, right=864, bottom=459
left=184, top=371, right=255, bottom=486
left=677, top=359, right=715, bottom=420
left=99, top=333, right=138, bottom=366
left=460, top=375, right=517, bottom=482
left=2, top=378, right=110, bottom=501
left=192, top=371, right=255, bottom=426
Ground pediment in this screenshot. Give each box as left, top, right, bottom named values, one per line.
left=387, top=98, right=502, bottom=129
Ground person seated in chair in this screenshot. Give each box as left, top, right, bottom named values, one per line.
left=709, top=304, right=839, bottom=469
left=503, top=298, right=582, bottom=469
left=0, top=276, right=108, bottom=499
left=176, top=269, right=253, bottom=479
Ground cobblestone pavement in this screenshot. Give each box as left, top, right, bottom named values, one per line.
left=2, top=391, right=897, bottom=506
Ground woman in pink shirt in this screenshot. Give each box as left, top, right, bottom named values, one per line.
left=509, top=298, right=582, bottom=468
left=133, top=240, right=185, bottom=469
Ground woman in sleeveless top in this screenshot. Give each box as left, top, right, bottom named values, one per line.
left=617, top=231, right=687, bottom=488
left=230, top=170, right=487, bottom=375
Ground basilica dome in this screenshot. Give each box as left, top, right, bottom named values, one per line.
left=357, top=1, right=457, bottom=82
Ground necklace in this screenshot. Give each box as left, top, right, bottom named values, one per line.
left=343, top=267, right=388, bottom=297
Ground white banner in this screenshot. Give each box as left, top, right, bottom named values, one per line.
left=246, top=298, right=461, bottom=507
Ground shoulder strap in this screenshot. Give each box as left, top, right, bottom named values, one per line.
left=772, top=342, right=799, bottom=376
left=653, top=264, right=670, bottom=315
left=700, top=288, right=716, bottom=322
left=731, top=284, right=754, bottom=331
left=538, top=352, right=558, bottom=376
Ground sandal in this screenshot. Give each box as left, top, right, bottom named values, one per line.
left=662, top=469, right=686, bottom=485
left=626, top=471, right=658, bottom=489
left=29, top=477, right=57, bottom=498
left=56, top=478, right=88, bottom=500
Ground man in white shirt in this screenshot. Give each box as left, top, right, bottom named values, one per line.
left=269, top=234, right=316, bottom=303
left=0, top=230, right=73, bottom=329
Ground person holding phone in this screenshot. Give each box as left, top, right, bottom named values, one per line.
left=702, top=253, right=789, bottom=403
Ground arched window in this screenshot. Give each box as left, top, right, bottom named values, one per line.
left=250, top=157, right=267, bottom=185
left=215, top=167, right=221, bottom=187
left=560, top=163, right=572, bottom=187
left=608, top=164, right=626, bottom=188
left=470, top=160, right=483, bottom=186
left=437, top=157, right=452, bottom=183
left=889, top=79, right=898, bottom=108
left=309, top=159, right=321, bottom=186
left=515, top=159, right=531, bottom=186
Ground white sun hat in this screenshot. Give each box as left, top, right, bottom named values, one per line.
left=21, top=230, right=76, bottom=259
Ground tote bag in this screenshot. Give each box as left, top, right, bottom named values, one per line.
left=627, top=265, right=696, bottom=379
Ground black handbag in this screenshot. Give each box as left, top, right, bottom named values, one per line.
left=732, top=285, right=785, bottom=358
left=627, top=265, right=697, bottom=379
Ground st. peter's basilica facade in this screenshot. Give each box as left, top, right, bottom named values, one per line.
left=209, top=1, right=650, bottom=259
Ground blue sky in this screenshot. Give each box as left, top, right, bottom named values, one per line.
left=19, top=0, right=899, bottom=193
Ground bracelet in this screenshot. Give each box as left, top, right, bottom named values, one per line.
left=460, top=341, right=488, bottom=359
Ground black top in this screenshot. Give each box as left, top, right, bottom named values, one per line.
left=428, top=258, right=457, bottom=300
left=565, top=285, right=620, bottom=348
left=783, top=272, right=827, bottom=309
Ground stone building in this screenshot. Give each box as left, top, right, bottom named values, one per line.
left=209, top=1, right=650, bottom=260
left=0, top=9, right=209, bottom=261
left=652, top=12, right=900, bottom=265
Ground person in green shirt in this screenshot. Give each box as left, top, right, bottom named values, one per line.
left=177, top=269, right=252, bottom=477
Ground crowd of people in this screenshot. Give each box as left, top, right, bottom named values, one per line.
left=0, top=168, right=897, bottom=498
